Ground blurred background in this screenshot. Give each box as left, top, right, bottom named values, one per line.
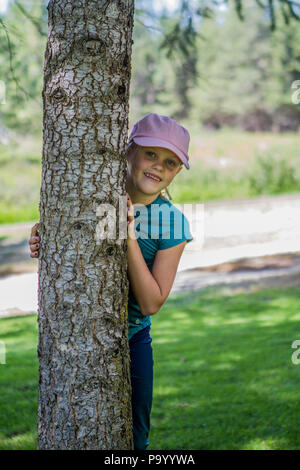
left=0, top=0, right=300, bottom=223
left=1, top=0, right=300, bottom=282
left=0, top=0, right=300, bottom=451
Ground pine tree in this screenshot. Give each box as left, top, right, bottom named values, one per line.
left=37, top=0, right=134, bottom=450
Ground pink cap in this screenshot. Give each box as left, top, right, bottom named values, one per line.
left=128, top=113, right=190, bottom=169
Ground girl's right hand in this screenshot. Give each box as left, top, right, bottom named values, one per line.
left=29, top=222, right=40, bottom=258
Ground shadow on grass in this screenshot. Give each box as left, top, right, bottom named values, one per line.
left=149, top=286, right=300, bottom=450
left=0, top=286, right=300, bottom=450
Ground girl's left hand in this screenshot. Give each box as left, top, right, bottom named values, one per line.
left=126, top=192, right=134, bottom=224
left=126, top=192, right=136, bottom=239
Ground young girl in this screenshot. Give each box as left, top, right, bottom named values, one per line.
left=29, top=113, right=193, bottom=450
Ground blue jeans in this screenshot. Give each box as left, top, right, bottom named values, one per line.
left=129, top=325, right=154, bottom=450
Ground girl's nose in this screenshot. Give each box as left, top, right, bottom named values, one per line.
left=152, top=161, right=164, bottom=170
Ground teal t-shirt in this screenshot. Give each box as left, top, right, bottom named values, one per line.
left=128, top=193, right=193, bottom=340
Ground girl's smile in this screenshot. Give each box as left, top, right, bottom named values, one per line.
left=143, top=171, right=162, bottom=183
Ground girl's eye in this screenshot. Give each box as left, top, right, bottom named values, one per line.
left=146, top=152, right=176, bottom=167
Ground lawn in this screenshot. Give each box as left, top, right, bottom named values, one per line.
left=0, top=285, right=299, bottom=450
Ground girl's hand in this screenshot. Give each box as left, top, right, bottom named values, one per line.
left=126, top=192, right=136, bottom=240
left=29, top=222, right=40, bottom=258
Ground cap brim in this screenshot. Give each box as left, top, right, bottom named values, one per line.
left=132, top=136, right=190, bottom=169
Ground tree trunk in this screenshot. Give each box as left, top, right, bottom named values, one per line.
left=37, top=0, right=134, bottom=450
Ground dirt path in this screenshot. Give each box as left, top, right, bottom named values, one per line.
left=173, top=252, right=300, bottom=295
left=0, top=192, right=299, bottom=317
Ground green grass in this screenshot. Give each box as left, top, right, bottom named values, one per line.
left=1, top=130, right=300, bottom=224
left=0, top=139, right=41, bottom=224
left=0, top=285, right=300, bottom=449
left=0, top=314, right=38, bottom=450
left=169, top=143, right=300, bottom=203
left=149, top=285, right=300, bottom=450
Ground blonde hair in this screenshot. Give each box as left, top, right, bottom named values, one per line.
left=160, top=187, right=173, bottom=201
left=126, top=140, right=138, bottom=156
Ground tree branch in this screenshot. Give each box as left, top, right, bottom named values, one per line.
left=14, top=1, right=47, bottom=37
left=0, top=17, right=41, bottom=103
left=283, top=0, right=300, bottom=20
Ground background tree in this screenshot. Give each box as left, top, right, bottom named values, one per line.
left=186, top=1, right=300, bottom=131
left=1, top=0, right=300, bottom=136
left=37, top=0, right=134, bottom=449
left=0, top=1, right=47, bottom=135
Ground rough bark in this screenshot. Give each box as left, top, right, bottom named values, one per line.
left=37, top=0, right=134, bottom=450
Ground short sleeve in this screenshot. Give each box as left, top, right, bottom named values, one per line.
left=158, top=207, right=193, bottom=251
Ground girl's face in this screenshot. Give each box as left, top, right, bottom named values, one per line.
left=126, top=145, right=183, bottom=201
